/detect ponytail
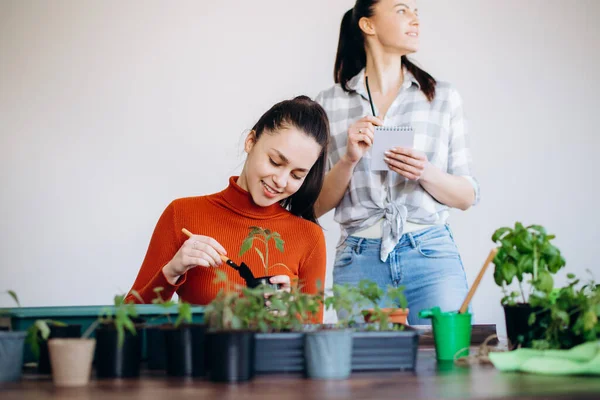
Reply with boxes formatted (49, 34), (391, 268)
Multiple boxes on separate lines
(334, 9), (366, 92)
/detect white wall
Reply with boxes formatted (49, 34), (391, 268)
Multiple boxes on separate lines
(1, 1), (599, 337)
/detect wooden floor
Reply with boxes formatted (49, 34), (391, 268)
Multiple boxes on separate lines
(1, 349), (599, 399)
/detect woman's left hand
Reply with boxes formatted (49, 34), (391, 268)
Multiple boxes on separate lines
(269, 275), (291, 292)
(384, 147), (431, 181)
(265, 275), (292, 311)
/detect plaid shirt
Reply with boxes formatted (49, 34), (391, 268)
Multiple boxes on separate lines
(315, 68), (480, 262)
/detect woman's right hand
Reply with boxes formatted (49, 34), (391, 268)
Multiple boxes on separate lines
(162, 235), (227, 283)
(344, 115), (383, 164)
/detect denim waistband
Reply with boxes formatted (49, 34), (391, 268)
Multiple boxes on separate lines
(344, 224), (451, 252)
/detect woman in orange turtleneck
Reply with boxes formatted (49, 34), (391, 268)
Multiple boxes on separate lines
(126, 96), (329, 321)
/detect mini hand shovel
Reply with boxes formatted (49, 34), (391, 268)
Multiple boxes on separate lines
(182, 228), (280, 289)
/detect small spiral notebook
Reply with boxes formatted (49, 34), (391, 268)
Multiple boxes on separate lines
(370, 125), (415, 171)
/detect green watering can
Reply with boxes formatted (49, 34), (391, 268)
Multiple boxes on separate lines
(419, 307), (472, 361)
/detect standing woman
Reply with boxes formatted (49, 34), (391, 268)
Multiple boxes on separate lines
(315, 0), (480, 324)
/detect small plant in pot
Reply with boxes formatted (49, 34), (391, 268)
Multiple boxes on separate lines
(151, 287), (206, 377)
(203, 269), (267, 382)
(46, 319), (99, 387)
(26, 318), (82, 375)
(346, 281), (421, 372)
(253, 280), (321, 374)
(529, 271), (599, 350)
(0, 290), (28, 382)
(94, 293), (142, 378)
(491, 222), (566, 349)
(304, 283), (368, 380)
(239, 226), (291, 289)
(359, 280), (409, 327)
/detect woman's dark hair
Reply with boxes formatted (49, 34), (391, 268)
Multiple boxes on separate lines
(334, 0), (436, 101)
(251, 95), (330, 224)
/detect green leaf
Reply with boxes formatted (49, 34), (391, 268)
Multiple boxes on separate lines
(583, 310), (597, 331)
(491, 227), (511, 243)
(518, 254), (534, 274)
(239, 237), (254, 257)
(567, 273), (576, 280)
(555, 310), (569, 325)
(174, 302), (192, 327)
(527, 225), (547, 235)
(36, 320), (51, 341)
(528, 312), (536, 326)
(515, 231), (534, 252)
(536, 270), (554, 293)
(504, 245), (519, 261)
(493, 265), (504, 286)
(502, 262), (518, 284)
(214, 269), (228, 283)
(541, 244), (559, 258)
(493, 248), (507, 266)
(122, 317), (136, 335)
(247, 226), (263, 237)
(274, 237), (284, 253)
(7, 290), (20, 307)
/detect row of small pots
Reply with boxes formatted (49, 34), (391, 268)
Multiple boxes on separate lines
(0, 319), (419, 386)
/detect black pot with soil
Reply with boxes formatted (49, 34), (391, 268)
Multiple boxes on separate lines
(163, 323), (207, 377)
(145, 325), (166, 370)
(205, 331), (255, 383)
(503, 303), (546, 348)
(94, 323), (142, 378)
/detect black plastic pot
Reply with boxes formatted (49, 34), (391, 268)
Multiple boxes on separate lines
(503, 303), (546, 349)
(38, 324), (81, 374)
(94, 324), (142, 378)
(164, 324), (207, 377)
(254, 332), (304, 374)
(206, 331), (255, 383)
(248, 275), (281, 290)
(145, 326), (166, 370)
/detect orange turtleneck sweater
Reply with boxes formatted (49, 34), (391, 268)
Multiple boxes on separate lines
(126, 176), (326, 322)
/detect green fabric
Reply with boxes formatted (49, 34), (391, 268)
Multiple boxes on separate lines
(489, 341), (600, 375)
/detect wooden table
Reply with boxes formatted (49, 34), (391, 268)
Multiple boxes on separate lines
(1, 348), (599, 400)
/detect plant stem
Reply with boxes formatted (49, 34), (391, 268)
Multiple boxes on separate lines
(264, 233), (269, 276)
(533, 243), (538, 282)
(82, 319), (101, 339)
(269, 263), (293, 274)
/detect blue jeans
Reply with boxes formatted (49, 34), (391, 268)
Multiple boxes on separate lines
(333, 224), (469, 325)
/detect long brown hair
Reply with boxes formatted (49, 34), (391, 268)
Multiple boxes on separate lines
(334, 1), (436, 101)
(251, 96), (330, 224)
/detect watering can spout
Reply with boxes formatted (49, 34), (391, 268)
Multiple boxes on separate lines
(418, 307), (441, 320)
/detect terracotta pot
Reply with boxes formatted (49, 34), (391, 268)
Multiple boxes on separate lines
(364, 308), (410, 325)
(48, 338), (95, 387)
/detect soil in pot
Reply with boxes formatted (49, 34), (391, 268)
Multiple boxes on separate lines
(363, 308), (410, 325)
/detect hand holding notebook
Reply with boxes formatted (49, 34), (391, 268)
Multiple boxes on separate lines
(370, 125), (415, 171)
